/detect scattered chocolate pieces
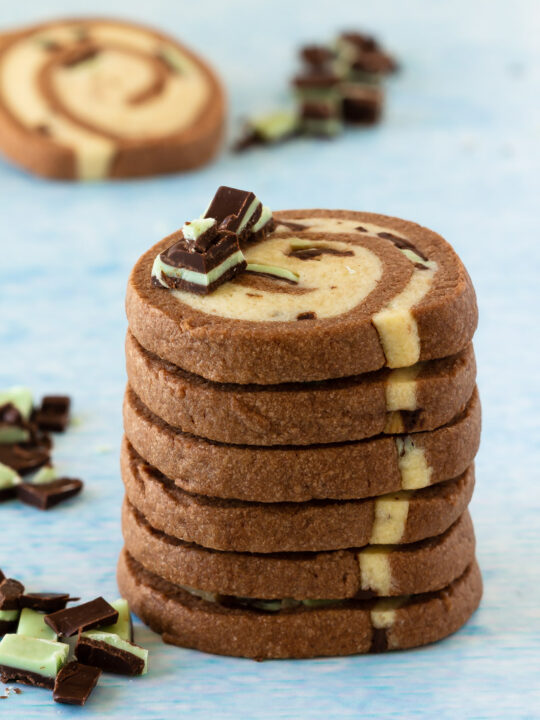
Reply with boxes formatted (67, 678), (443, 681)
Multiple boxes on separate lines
(235, 29), (398, 149)
(53, 662), (101, 706)
(17, 477), (83, 510)
(152, 187), (275, 296)
(33, 396), (71, 433)
(0, 388), (81, 509)
(20, 593), (76, 614)
(76, 632), (148, 676)
(45, 597), (118, 639)
(0, 568), (145, 707)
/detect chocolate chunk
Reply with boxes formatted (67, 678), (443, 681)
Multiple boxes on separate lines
(0, 665), (56, 690)
(63, 44), (99, 67)
(204, 186), (262, 237)
(339, 31), (379, 53)
(300, 102), (337, 121)
(0, 570), (4, 583)
(300, 45), (335, 67)
(35, 124), (51, 135)
(400, 409), (424, 431)
(277, 220), (309, 232)
(153, 231), (246, 296)
(182, 218), (218, 253)
(377, 232), (429, 262)
(17, 477), (83, 510)
(33, 396), (71, 433)
(0, 580), (24, 611)
(0, 435), (52, 475)
(20, 593), (77, 613)
(342, 85), (382, 124)
(289, 246), (353, 260)
(45, 597), (118, 638)
(76, 634), (147, 676)
(53, 661), (101, 706)
(297, 312), (317, 320)
(355, 225), (368, 232)
(292, 71), (341, 90)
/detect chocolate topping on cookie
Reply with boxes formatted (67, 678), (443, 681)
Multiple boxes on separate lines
(151, 187), (275, 294)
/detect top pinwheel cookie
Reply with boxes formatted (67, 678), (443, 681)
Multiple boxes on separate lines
(0, 18), (225, 179)
(127, 186), (478, 384)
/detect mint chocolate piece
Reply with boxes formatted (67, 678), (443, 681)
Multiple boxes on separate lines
(33, 396), (71, 433)
(53, 661), (101, 706)
(152, 230), (246, 295)
(182, 218), (217, 252)
(17, 477), (83, 510)
(0, 403), (30, 444)
(20, 592), (75, 613)
(76, 631), (148, 676)
(0, 634), (69, 689)
(0, 579), (24, 611)
(203, 186), (262, 238)
(45, 597), (118, 638)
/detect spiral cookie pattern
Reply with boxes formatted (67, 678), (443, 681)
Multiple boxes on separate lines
(0, 18), (224, 179)
(127, 210), (478, 383)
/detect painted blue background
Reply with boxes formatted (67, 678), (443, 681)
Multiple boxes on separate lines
(1, 0), (539, 717)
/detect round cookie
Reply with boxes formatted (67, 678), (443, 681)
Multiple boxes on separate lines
(121, 438), (475, 553)
(127, 211), (478, 384)
(123, 501), (476, 599)
(0, 18), (225, 180)
(126, 331), (476, 445)
(118, 550), (482, 659)
(123, 386), (481, 502)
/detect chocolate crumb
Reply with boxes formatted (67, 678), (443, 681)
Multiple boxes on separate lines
(35, 124), (51, 135)
(297, 312), (317, 320)
(355, 225), (368, 232)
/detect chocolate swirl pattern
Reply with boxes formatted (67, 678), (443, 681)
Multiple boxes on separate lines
(127, 210), (478, 383)
(0, 19), (224, 179)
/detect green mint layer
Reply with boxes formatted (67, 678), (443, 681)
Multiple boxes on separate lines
(251, 205), (273, 232)
(245, 263), (299, 283)
(0, 463), (21, 490)
(0, 387), (33, 420)
(81, 631), (148, 674)
(99, 598), (131, 641)
(153, 250), (246, 288)
(0, 634), (68, 678)
(30, 465), (58, 485)
(17, 608), (58, 642)
(0, 609), (20, 622)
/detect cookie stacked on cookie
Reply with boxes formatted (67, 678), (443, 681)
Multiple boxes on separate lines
(119, 187), (482, 659)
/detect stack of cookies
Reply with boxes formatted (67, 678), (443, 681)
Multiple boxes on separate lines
(119, 187), (482, 659)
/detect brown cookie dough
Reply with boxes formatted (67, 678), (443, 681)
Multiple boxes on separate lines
(0, 18), (225, 180)
(117, 550), (482, 659)
(126, 331), (476, 445)
(127, 210), (477, 384)
(123, 500), (475, 599)
(123, 386), (481, 502)
(121, 438), (475, 553)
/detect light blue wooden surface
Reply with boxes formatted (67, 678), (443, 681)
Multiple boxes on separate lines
(1, 0), (539, 717)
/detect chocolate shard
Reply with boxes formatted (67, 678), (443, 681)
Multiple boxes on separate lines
(203, 186), (262, 238)
(182, 218), (217, 253)
(153, 230), (247, 296)
(0, 579), (25, 611)
(17, 477), (83, 510)
(53, 661), (101, 706)
(44, 597), (118, 638)
(33, 396), (71, 433)
(76, 632), (147, 676)
(292, 70), (341, 90)
(20, 593), (77, 613)
(0, 428), (52, 476)
(300, 45), (335, 68)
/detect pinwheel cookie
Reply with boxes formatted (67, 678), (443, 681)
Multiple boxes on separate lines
(0, 18), (224, 179)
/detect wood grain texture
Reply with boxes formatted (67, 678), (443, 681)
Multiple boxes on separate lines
(1, 0), (538, 718)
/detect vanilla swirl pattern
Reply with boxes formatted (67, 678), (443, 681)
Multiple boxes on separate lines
(0, 19), (224, 179)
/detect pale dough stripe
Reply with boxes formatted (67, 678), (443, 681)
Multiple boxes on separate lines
(395, 437), (434, 490)
(358, 492), (411, 595)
